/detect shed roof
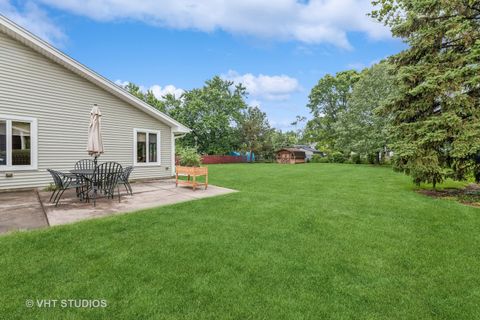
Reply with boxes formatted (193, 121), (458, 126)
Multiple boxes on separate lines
(293, 145), (322, 153)
(276, 148), (306, 153)
(0, 14), (190, 134)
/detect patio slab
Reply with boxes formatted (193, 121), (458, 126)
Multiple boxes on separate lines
(0, 179), (236, 234)
(39, 179), (237, 226)
(0, 190), (49, 234)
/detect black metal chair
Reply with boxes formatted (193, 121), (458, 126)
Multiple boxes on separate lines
(74, 159), (96, 171)
(47, 169), (87, 206)
(72, 159), (97, 196)
(119, 166), (134, 195)
(88, 162), (123, 206)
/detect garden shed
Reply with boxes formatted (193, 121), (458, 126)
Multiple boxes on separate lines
(276, 148), (306, 164)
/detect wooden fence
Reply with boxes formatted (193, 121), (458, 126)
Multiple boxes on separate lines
(176, 155), (247, 165)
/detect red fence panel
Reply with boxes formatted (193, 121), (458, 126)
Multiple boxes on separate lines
(176, 155), (247, 165)
(201, 155), (246, 164)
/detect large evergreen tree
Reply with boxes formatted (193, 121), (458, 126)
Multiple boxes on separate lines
(371, 0), (480, 187)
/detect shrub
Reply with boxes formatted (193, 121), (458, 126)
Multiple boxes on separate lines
(311, 154), (328, 163)
(382, 157), (392, 166)
(178, 147), (202, 167)
(329, 152), (347, 163)
(351, 153), (361, 164)
(367, 153), (378, 164)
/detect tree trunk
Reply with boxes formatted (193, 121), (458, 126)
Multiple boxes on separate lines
(473, 153), (480, 184)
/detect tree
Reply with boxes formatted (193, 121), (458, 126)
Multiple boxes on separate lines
(169, 76), (248, 154)
(237, 106), (273, 159)
(306, 70), (360, 150)
(270, 130), (299, 151)
(335, 62), (397, 163)
(122, 82), (168, 113)
(371, 0), (480, 187)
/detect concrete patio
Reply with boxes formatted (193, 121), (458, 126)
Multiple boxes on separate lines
(0, 179), (236, 235)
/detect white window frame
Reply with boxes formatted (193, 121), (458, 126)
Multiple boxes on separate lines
(133, 128), (161, 166)
(0, 115), (38, 171)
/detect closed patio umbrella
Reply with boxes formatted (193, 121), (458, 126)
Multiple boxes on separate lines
(87, 104), (104, 166)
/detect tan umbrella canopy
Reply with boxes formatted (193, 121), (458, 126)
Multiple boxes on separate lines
(86, 104), (104, 165)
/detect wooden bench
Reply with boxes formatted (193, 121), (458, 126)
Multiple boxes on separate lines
(175, 166), (208, 191)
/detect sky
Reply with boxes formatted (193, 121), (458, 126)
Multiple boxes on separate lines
(0, 0), (406, 131)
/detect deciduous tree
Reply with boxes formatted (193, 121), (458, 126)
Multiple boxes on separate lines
(335, 62), (396, 163)
(306, 70), (360, 150)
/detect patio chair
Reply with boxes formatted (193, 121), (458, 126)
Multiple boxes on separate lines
(74, 159), (96, 171)
(88, 162), (123, 206)
(119, 166), (134, 195)
(47, 169), (88, 207)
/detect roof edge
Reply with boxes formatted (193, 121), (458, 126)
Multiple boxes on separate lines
(0, 14), (191, 134)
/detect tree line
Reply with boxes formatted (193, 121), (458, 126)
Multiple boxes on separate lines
(120, 76), (301, 160)
(122, 0), (480, 188)
(305, 0), (480, 187)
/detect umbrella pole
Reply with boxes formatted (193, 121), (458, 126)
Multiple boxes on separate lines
(93, 154), (98, 207)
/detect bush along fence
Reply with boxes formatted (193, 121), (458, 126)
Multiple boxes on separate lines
(176, 155), (248, 165)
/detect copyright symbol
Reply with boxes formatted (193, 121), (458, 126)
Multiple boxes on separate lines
(25, 299), (34, 308)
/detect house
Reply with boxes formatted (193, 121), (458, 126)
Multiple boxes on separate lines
(293, 145), (324, 161)
(0, 15), (190, 190)
(275, 148), (306, 164)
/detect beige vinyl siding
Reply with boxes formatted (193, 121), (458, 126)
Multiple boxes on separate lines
(0, 31), (173, 190)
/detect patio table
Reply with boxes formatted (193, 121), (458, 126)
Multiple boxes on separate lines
(69, 169), (95, 177)
(69, 169), (95, 201)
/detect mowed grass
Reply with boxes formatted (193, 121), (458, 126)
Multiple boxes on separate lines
(1, 163), (479, 319)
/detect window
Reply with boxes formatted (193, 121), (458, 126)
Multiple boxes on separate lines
(134, 129), (160, 165)
(0, 121), (6, 166)
(137, 132), (146, 163)
(0, 115), (37, 170)
(149, 133), (157, 162)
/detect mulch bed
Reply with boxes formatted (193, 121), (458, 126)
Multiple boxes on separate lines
(417, 183), (480, 207)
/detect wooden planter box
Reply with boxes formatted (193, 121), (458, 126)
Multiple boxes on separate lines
(175, 166), (208, 191)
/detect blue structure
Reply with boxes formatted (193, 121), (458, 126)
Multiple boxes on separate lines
(228, 151), (255, 162)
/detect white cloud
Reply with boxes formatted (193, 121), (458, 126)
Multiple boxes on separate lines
(35, 0), (391, 49)
(115, 80), (184, 100)
(0, 0), (66, 45)
(149, 84), (184, 100)
(223, 70), (300, 101)
(249, 99), (262, 108)
(114, 79), (129, 87)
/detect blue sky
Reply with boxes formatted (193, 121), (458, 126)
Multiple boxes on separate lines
(1, 0), (405, 130)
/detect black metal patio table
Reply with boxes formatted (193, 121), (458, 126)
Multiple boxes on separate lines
(69, 169), (96, 201)
(69, 169), (95, 177)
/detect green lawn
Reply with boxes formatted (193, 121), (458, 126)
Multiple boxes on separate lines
(1, 164), (479, 319)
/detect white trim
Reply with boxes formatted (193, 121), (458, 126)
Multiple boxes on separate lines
(171, 130), (175, 174)
(0, 115), (38, 171)
(133, 128), (161, 167)
(0, 14), (190, 134)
